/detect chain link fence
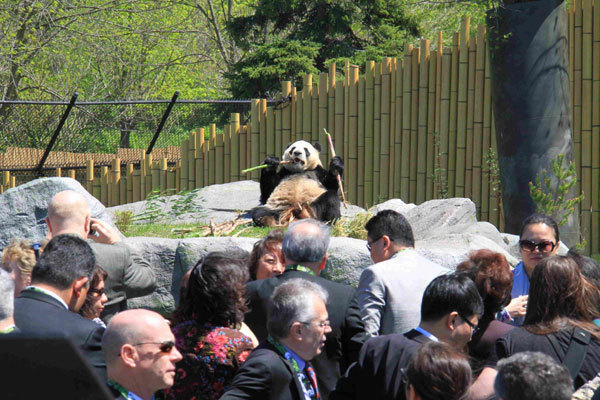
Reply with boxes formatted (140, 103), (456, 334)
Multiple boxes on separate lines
(0, 96), (270, 186)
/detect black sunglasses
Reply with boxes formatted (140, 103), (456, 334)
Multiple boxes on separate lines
(366, 236), (393, 251)
(519, 239), (556, 253)
(134, 340), (176, 354)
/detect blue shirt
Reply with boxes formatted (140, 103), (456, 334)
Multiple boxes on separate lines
(510, 261), (529, 326)
(282, 344), (315, 400)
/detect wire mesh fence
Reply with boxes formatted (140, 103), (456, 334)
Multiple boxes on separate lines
(0, 96), (267, 185)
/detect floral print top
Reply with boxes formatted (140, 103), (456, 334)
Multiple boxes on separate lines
(158, 320), (254, 400)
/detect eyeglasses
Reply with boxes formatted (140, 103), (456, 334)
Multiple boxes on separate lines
(366, 236), (394, 251)
(301, 320), (331, 329)
(88, 288), (105, 297)
(519, 239), (556, 253)
(134, 340), (176, 354)
(458, 313), (477, 332)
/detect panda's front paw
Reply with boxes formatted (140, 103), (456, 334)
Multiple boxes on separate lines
(264, 156), (280, 170)
(329, 156), (344, 176)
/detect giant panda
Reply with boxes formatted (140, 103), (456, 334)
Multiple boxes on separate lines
(251, 140), (344, 226)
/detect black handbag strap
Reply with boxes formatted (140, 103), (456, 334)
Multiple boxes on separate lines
(548, 327), (592, 382)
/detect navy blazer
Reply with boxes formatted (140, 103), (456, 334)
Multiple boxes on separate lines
(14, 288), (107, 381)
(221, 340), (306, 400)
(244, 269), (369, 399)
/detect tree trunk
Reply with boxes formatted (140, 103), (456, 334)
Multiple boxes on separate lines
(487, 0), (580, 246)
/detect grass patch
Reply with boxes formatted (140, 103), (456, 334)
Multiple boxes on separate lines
(593, 254), (600, 264)
(124, 223), (202, 238)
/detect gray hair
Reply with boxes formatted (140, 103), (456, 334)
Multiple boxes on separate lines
(494, 352), (572, 400)
(267, 278), (328, 340)
(0, 269), (14, 321)
(282, 219), (330, 263)
(102, 319), (143, 364)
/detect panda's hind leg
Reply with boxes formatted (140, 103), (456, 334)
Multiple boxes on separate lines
(250, 206), (281, 227)
(310, 190), (342, 223)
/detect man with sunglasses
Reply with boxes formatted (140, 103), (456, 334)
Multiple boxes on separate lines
(358, 210), (448, 336)
(102, 309), (182, 400)
(332, 273), (483, 400)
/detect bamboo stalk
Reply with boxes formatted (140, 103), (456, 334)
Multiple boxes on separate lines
(374, 62), (382, 202)
(231, 115), (240, 181)
(303, 74), (313, 142)
(380, 57), (392, 201)
(216, 132), (225, 184)
(401, 45), (413, 202)
(364, 61), (375, 206)
(426, 50), (437, 200)
(582, 0), (592, 252)
(181, 139), (189, 191)
(282, 81), (292, 154)
(358, 75), (366, 206)
(409, 47), (419, 203)
(465, 32), (476, 199)
(473, 25), (486, 220)
(224, 125), (231, 183)
(448, 32), (459, 197)
(349, 65), (359, 204)
(324, 129), (347, 207)
(592, 0), (600, 253)
(319, 73), (329, 163)
(417, 40), (429, 204)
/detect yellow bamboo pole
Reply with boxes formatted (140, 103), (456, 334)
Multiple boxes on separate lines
(344, 61), (350, 167)
(167, 167), (176, 193)
(417, 40), (430, 204)
(282, 81), (292, 150)
(465, 32), (476, 199)
(303, 74), (313, 143)
(55, 167), (61, 177)
(101, 166), (108, 205)
(328, 63), (336, 161)
(175, 160), (181, 193)
(434, 32), (443, 199)
(239, 116), (248, 179)
(490, 114), (500, 229)
(266, 106), (275, 156)
(409, 47), (419, 203)
(126, 163), (133, 203)
(358, 75), (366, 206)
(216, 132), (224, 184)
(473, 25), (486, 220)
(380, 58), (392, 201)
(574, 0), (583, 194)
(180, 139), (189, 191)
(312, 82), (319, 146)
(151, 160), (159, 193)
(456, 16), (470, 198)
(296, 90), (304, 145)
(335, 77), (345, 163)
(349, 65), (359, 204)
(439, 48), (451, 200)
(394, 58), (403, 199)
(188, 132), (196, 189)
(448, 32), (460, 197)
(291, 86), (297, 142)
(426, 50), (437, 200)
(231, 116), (240, 181)
(260, 99), (267, 162)
(319, 73), (329, 164)
(570, 1), (575, 113)
(251, 99), (261, 181)
(389, 58), (397, 198)
(374, 62), (382, 202)
(582, 0), (592, 252)
(196, 128), (205, 188)
(365, 61), (375, 206)
(133, 169), (141, 203)
(275, 96), (282, 157)
(209, 124), (217, 185)
(67, 169), (75, 179)
(592, 0), (600, 253)
(160, 158), (168, 194)
(401, 45), (413, 202)
(202, 139), (209, 188)
(224, 125), (231, 183)
(86, 159), (94, 194)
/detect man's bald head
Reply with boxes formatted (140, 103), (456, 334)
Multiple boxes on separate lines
(46, 190), (91, 237)
(102, 309), (170, 365)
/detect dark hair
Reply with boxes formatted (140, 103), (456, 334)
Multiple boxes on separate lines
(519, 213), (560, 243)
(365, 210), (415, 248)
(31, 234), (95, 290)
(406, 342), (472, 400)
(174, 252), (249, 327)
(421, 273), (483, 322)
(79, 267), (108, 320)
(524, 256), (600, 340)
(494, 352), (572, 400)
(567, 249), (600, 290)
(456, 250), (513, 316)
(248, 229), (284, 280)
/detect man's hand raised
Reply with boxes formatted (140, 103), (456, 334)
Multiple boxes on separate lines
(89, 218), (121, 245)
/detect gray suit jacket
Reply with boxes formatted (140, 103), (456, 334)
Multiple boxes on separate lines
(357, 249), (449, 336)
(91, 241), (155, 321)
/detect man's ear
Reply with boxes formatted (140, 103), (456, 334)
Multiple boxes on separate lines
(84, 214), (91, 236)
(319, 253), (328, 271)
(45, 217), (53, 234)
(447, 311), (459, 332)
(121, 344), (137, 368)
(381, 235), (393, 251)
(73, 276), (89, 297)
(289, 322), (304, 341)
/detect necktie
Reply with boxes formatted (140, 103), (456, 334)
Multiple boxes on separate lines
(304, 363), (319, 399)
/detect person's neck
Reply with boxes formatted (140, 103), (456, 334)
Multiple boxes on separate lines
(0, 317), (15, 331)
(387, 245), (411, 259)
(49, 227), (86, 239)
(418, 320), (447, 342)
(30, 283), (72, 309)
(278, 337), (309, 362)
(109, 372), (152, 400)
(286, 260), (320, 276)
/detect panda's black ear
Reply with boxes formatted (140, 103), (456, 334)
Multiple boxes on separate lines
(285, 142), (292, 150)
(313, 142), (322, 152)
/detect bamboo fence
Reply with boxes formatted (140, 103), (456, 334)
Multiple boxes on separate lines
(1, 8), (599, 253)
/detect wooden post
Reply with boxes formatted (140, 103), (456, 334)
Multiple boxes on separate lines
(202, 139), (209, 188)
(224, 125), (231, 183)
(160, 158), (168, 194)
(144, 153), (153, 197)
(209, 124), (217, 185)
(266, 107), (275, 157)
(111, 158), (120, 206)
(86, 160), (94, 194)
(133, 169), (141, 202)
(100, 166), (109, 205)
(216, 132), (224, 184)
(126, 163), (134, 204)
(55, 167), (62, 177)
(196, 128), (204, 188)
(188, 131), (196, 189)
(260, 99), (268, 162)
(231, 116), (240, 181)
(180, 139), (189, 191)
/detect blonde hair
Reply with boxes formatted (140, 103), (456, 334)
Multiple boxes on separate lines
(1, 238), (46, 278)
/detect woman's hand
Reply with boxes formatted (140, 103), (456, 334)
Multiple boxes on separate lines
(505, 295), (528, 318)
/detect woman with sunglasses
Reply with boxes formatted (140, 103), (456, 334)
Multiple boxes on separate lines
(78, 267), (109, 327)
(504, 213), (560, 326)
(161, 252), (254, 400)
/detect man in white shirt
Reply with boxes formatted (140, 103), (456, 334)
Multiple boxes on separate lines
(358, 210), (449, 336)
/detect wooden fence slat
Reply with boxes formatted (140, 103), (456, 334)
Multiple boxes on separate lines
(231, 116), (240, 182)
(401, 46), (413, 202)
(409, 48), (420, 203)
(303, 74), (313, 143)
(592, 0), (600, 253)
(251, 99), (260, 182)
(365, 61), (375, 206)
(380, 58), (392, 202)
(465, 32), (476, 199)
(426, 50), (437, 200)
(349, 65), (359, 204)
(373, 62), (382, 203)
(394, 58), (403, 199)
(582, 0), (593, 250)
(456, 17), (470, 198)
(448, 32), (460, 198)
(417, 41), (429, 204)
(473, 26), (486, 220)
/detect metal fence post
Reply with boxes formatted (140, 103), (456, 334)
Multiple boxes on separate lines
(146, 91), (179, 154)
(36, 93), (78, 177)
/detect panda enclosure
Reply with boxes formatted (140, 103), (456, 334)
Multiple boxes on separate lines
(2, 10), (599, 255)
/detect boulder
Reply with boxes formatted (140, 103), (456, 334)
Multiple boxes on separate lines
(0, 177), (117, 248)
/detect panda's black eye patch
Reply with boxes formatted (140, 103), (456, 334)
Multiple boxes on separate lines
(304, 148), (310, 157)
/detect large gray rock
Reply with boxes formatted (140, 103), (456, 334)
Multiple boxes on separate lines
(405, 198), (477, 240)
(0, 177), (117, 248)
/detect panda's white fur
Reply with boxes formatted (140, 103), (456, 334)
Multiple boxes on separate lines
(281, 140), (322, 173)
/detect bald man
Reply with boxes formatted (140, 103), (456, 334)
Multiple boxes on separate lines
(102, 309), (182, 400)
(46, 190), (155, 322)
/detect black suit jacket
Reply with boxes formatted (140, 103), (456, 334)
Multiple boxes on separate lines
(331, 329), (431, 400)
(220, 341), (305, 400)
(13, 288), (107, 381)
(244, 269), (368, 399)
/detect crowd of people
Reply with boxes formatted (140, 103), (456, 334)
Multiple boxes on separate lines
(1, 189), (600, 400)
